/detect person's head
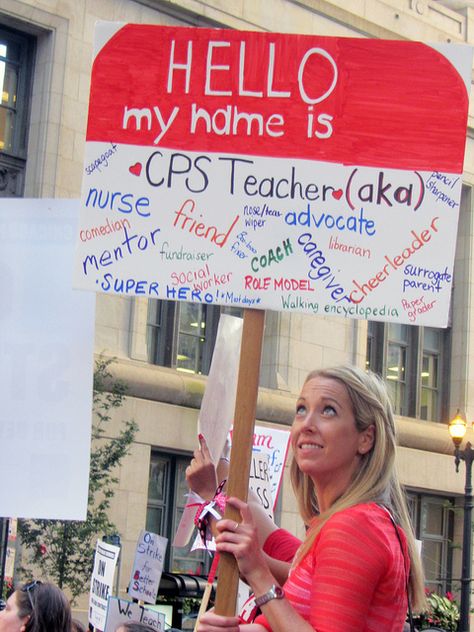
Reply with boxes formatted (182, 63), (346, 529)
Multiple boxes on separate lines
(0, 580), (72, 632)
(115, 623), (156, 632)
(71, 620), (86, 632)
(290, 365), (395, 520)
(290, 365), (426, 611)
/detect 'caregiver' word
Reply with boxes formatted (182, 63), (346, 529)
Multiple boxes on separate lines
(297, 232), (350, 303)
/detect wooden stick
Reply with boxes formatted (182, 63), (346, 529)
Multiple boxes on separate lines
(214, 308), (265, 616)
(194, 553), (220, 631)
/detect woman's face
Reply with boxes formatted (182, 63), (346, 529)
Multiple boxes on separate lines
(0, 593), (29, 632)
(291, 376), (374, 487)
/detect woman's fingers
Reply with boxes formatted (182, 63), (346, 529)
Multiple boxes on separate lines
(197, 611), (240, 631)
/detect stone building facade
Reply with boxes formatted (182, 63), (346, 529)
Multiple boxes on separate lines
(2, 0), (474, 622)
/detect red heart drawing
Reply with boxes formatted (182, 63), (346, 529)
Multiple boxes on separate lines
(332, 189), (343, 200)
(134, 570), (140, 580)
(129, 162), (142, 176)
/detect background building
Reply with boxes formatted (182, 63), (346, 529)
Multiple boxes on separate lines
(1, 0), (474, 622)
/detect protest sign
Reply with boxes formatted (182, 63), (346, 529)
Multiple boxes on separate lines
(89, 539), (121, 630)
(246, 426), (290, 518)
(249, 452), (273, 518)
(0, 198), (95, 520)
(74, 24), (471, 327)
(128, 529), (167, 604)
(104, 597), (165, 632)
(4, 519), (17, 588)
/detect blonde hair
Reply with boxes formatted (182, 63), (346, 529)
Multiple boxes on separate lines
(290, 365), (426, 612)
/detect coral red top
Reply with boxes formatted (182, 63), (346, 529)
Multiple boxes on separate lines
(255, 503), (409, 632)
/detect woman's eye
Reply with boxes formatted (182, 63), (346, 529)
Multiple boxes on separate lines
(322, 405), (336, 416)
(296, 404), (306, 416)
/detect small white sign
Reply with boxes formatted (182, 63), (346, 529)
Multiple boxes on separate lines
(89, 540), (121, 630)
(104, 597), (165, 632)
(128, 529), (167, 604)
(249, 452), (273, 519)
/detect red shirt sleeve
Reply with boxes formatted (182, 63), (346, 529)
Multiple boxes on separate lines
(263, 528), (302, 563)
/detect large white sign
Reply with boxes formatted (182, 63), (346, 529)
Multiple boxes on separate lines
(74, 24), (472, 327)
(89, 540), (121, 630)
(104, 597), (165, 632)
(0, 198), (95, 519)
(128, 530), (167, 604)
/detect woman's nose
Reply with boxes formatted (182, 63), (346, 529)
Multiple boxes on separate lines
(301, 411), (317, 429)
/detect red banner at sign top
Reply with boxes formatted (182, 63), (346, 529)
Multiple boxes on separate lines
(87, 25), (469, 174)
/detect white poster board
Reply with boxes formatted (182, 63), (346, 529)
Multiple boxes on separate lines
(104, 597), (165, 632)
(0, 198), (95, 519)
(249, 452), (273, 519)
(232, 424), (291, 512)
(89, 539), (121, 630)
(128, 529), (167, 604)
(74, 24), (472, 327)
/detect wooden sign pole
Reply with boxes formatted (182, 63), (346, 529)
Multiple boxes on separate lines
(214, 308), (265, 616)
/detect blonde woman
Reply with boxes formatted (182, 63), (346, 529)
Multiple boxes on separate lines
(197, 365), (425, 632)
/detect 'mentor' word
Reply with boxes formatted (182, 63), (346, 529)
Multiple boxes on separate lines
(82, 226), (161, 275)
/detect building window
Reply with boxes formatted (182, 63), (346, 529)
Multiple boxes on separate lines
(0, 25), (34, 197)
(146, 451), (210, 575)
(366, 322), (449, 421)
(407, 492), (454, 594)
(146, 299), (242, 375)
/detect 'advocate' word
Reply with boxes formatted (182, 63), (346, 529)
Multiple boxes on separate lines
(285, 203), (375, 235)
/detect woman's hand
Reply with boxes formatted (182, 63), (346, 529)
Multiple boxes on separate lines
(186, 434), (218, 501)
(197, 611), (240, 631)
(215, 497), (273, 586)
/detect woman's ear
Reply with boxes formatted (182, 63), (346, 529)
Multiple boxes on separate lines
(358, 424), (375, 455)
